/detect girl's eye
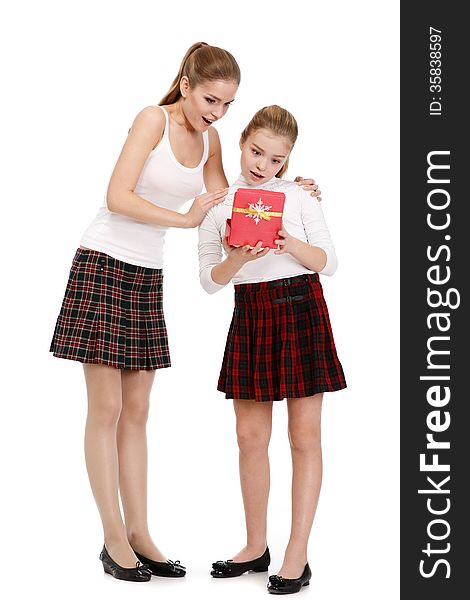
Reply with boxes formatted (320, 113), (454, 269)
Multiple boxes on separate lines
(252, 149), (261, 156)
(272, 159), (281, 164)
(205, 97), (216, 104)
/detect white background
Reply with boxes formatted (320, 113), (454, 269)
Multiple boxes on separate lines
(1, 1), (399, 598)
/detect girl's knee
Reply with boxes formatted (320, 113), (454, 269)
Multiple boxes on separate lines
(87, 397), (122, 427)
(288, 424), (321, 453)
(120, 394), (150, 425)
(234, 399), (273, 453)
(236, 425), (271, 453)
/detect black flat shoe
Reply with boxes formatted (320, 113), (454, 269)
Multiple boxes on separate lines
(267, 563), (311, 594)
(132, 549), (186, 577)
(211, 547), (270, 578)
(99, 545), (152, 582)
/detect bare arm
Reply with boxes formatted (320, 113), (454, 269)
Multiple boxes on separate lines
(106, 107), (226, 228)
(203, 127), (229, 192)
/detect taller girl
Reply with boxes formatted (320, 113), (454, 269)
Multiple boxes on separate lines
(50, 42), (240, 582)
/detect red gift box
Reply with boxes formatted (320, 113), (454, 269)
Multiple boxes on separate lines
(226, 188), (286, 249)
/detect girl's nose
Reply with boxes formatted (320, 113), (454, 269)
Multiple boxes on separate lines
(211, 106), (224, 120)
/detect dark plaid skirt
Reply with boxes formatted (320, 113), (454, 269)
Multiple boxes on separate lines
(50, 248), (171, 370)
(217, 273), (346, 402)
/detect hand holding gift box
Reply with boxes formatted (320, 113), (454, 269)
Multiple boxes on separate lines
(225, 188), (286, 249)
(222, 237), (270, 267)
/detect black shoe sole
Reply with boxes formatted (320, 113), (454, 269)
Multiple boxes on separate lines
(267, 581), (310, 594)
(102, 563), (151, 582)
(211, 566), (269, 578)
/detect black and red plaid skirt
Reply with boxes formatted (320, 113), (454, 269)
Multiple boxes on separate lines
(217, 273), (346, 402)
(49, 248), (171, 370)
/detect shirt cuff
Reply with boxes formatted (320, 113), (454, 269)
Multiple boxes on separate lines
(200, 266), (227, 294)
(318, 248), (338, 276)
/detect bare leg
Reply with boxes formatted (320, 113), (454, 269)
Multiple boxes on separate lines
(277, 393), (323, 578)
(230, 399), (273, 562)
(117, 368), (166, 562)
(83, 364), (139, 567)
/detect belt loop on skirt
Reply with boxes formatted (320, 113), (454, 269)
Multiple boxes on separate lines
(267, 273), (315, 288)
(234, 273), (318, 301)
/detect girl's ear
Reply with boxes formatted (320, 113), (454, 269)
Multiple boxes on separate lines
(180, 76), (190, 99)
(239, 136), (245, 150)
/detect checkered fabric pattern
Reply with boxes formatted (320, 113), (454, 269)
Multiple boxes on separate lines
(217, 273), (346, 402)
(50, 248), (171, 370)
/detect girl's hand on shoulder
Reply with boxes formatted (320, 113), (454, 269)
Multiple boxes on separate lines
(185, 188), (229, 228)
(223, 237), (270, 267)
(274, 226), (298, 255)
(295, 175), (322, 201)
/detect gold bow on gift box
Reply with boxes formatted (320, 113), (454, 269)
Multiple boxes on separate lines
(232, 200), (282, 225)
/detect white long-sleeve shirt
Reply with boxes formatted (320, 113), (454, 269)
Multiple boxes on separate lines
(198, 174), (338, 294)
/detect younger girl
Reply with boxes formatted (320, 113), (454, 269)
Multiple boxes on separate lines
(198, 106), (346, 595)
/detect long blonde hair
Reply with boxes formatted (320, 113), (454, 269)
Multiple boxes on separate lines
(159, 42), (241, 105)
(240, 105), (298, 178)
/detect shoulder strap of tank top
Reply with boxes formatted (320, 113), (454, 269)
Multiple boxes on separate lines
(156, 105), (170, 141)
(202, 129), (210, 164)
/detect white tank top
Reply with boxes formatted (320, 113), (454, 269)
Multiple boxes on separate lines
(80, 106), (209, 269)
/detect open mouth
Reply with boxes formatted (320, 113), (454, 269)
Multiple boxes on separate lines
(250, 170), (264, 180)
(202, 116), (214, 126)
